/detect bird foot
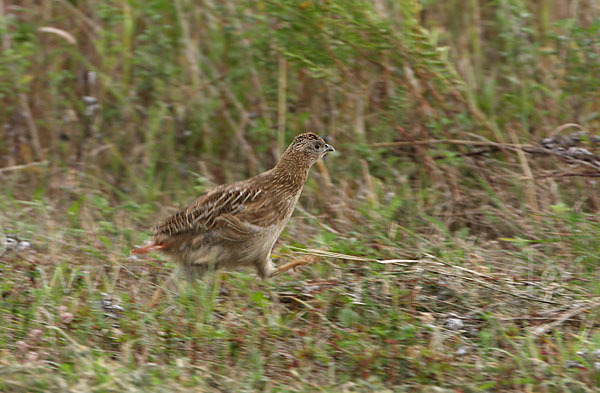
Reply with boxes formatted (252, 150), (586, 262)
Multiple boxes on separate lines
(269, 256), (318, 278)
(146, 286), (164, 309)
(145, 274), (180, 309)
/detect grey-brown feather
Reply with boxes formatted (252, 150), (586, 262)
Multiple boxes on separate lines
(149, 132), (332, 280)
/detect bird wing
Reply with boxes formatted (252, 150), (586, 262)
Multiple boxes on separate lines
(152, 183), (267, 240)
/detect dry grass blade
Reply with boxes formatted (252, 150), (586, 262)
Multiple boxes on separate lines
(37, 27), (77, 44)
(288, 246), (419, 264)
(532, 301), (600, 336)
(0, 161), (47, 173)
(288, 248), (570, 306)
(277, 53), (287, 156)
(549, 123), (589, 138)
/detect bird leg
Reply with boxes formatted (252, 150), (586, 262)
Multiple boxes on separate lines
(146, 287), (164, 309)
(269, 256), (318, 278)
(145, 272), (180, 309)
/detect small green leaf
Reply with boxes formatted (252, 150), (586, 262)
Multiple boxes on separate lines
(338, 307), (360, 327)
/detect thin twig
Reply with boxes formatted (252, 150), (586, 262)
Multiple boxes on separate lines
(373, 139), (524, 148)
(539, 171), (600, 178)
(375, 138), (600, 172)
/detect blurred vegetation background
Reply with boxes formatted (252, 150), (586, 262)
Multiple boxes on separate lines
(1, 0), (600, 391)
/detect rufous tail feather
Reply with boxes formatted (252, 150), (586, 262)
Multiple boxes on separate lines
(131, 243), (168, 255)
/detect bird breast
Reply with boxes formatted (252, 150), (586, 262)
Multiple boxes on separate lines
(242, 192), (301, 262)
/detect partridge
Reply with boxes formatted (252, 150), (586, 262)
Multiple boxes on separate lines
(132, 132), (334, 280)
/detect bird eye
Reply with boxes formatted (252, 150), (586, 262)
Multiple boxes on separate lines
(314, 142), (321, 150)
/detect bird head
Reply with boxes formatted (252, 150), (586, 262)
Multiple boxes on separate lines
(287, 132), (335, 164)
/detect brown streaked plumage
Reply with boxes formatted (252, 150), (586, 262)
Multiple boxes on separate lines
(132, 132), (334, 281)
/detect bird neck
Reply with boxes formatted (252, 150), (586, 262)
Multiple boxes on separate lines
(272, 151), (313, 192)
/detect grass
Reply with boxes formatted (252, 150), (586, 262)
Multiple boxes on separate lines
(2, 187), (600, 392)
(1, 0), (600, 391)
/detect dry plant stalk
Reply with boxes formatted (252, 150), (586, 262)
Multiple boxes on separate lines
(277, 54), (287, 156)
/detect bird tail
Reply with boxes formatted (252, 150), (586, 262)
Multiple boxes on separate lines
(131, 243), (169, 255)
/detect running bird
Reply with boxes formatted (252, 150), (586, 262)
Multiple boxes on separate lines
(132, 132), (334, 280)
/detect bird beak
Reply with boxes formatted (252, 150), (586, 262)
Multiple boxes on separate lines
(325, 144), (335, 152)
